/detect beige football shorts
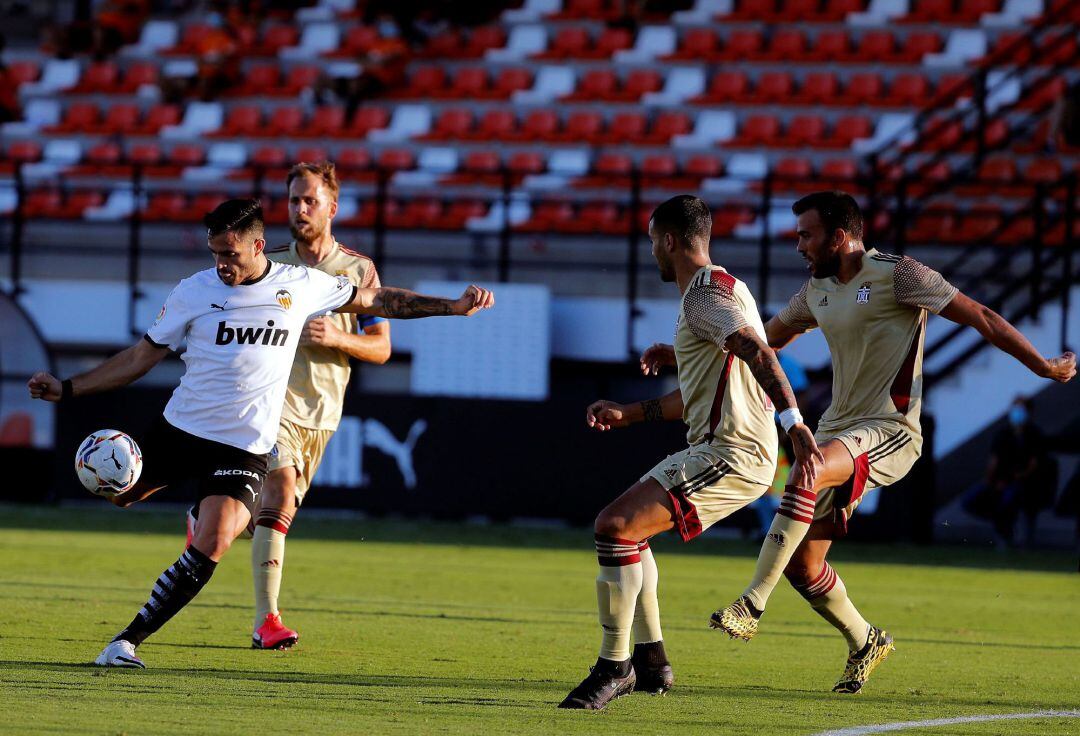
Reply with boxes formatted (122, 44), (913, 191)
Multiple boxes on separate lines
(813, 419), (923, 534)
(644, 443), (768, 542)
(268, 418), (335, 505)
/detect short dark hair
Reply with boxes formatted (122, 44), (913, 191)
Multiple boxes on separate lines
(650, 195), (712, 246)
(204, 198), (265, 240)
(792, 191), (864, 241)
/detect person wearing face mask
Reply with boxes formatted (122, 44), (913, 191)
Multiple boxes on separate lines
(962, 397), (1056, 547)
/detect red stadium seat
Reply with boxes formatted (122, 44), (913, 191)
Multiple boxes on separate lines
(278, 66), (321, 97)
(588, 27), (633, 58)
(851, 31), (895, 62)
(559, 110), (605, 144)
(263, 106), (304, 137)
(406, 66), (447, 98)
(899, 32), (942, 63)
(133, 104), (180, 135)
(448, 151), (500, 185)
(88, 103), (139, 136)
(212, 105), (263, 137)
(295, 146), (328, 163)
(1050, 0), (1080, 22)
(957, 208), (1004, 242)
(957, 0), (999, 22)
(249, 145), (288, 175)
(727, 0), (777, 20)
(117, 62), (158, 93)
(336, 148), (373, 179)
(72, 61), (119, 94)
(516, 109), (560, 141)
(764, 30), (806, 61)
(784, 115), (826, 147)
(641, 154), (678, 184)
(169, 143), (205, 168)
(507, 151), (545, 175)
(822, 0), (865, 20)
(72, 141), (124, 176)
(7, 60), (39, 87)
(644, 112), (691, 145)
(344, 107), (389, 137)
(251, 25), (298, 56)
(959, 156), (1017, 196)
(577, 153), (633, 188)
(238, 64), (280, 96)
(908, 209), (958, 244)
(694, 71), (749, 104)
(377, 148), (415, 171)
(809, 30), (850, 61)
(23, 189), (63, 219)
(420, 108), (474, 141)
(903, 0), (958, 23)
(820, 158), (858, 185)
(666, 28), (720, 61)
(1024, 158), (1062, 184)
(129, 143), (163, 168)
(487, 68), (532, 99)
(887, 74), (931, 107)
(729, 115), (781, 147)
(45, 102), (100, 134)
(823, 115), (872, 148)
(537, 26), (590, 59)
(468, 109), (516, 141)
(334, 25), (380, 58)
(618, 70), (663, 102)
(302, 106), (346, 138)
(421, 30), (463, 58)
(441, 200), (488, 229)
(752, 72), (793, 104)
(683, 155), (723, 180)
(841, 73), (884, 105)
(567, 69), (618, 101)
(163, 22), (214, 55)
(794, 73), (839, 104)
(776, 0), (822, 20)
(462, 26), (506, 58)
(7, 140), (42, 164)
(446, 67), (489, 99)
(606, 111), (647, 143)
(61, 190), (104, 219)
(145, 192), (189, 222)
(517, 201), (575, 233)
(1039, 31), (1079, 66)
(720, 29), (764, 60)
(774, 157), (814, 188)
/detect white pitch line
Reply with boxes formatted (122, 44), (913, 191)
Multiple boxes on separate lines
(813, 710), (1080, 736)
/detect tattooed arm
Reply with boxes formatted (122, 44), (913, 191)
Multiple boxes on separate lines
(585, 389), (683, 432)
(337, 284), (495, 318)
(725, 326), (824, 484)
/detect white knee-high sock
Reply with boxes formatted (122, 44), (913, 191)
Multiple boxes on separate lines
(252, 507), (293, 630)
(595, 534), (644, 662)
(632, 540), (663, 644)
(742, 485), (817, 611)
(792, 561), (870, 651)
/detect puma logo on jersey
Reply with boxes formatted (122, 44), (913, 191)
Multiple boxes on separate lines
(210, 300), (228, 311)
(818, 296), (829, 307)
(215, 320), (290, 346)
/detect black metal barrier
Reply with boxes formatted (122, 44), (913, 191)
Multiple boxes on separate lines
(44, 383), (934, 542)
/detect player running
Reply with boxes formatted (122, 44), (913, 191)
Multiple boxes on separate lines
(559, 195), (823, 711)
(710, 191), (1076, 693)
(245, 161), (390, 650)
(28, 198), (494, 669)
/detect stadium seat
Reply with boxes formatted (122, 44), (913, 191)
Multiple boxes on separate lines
(764, 30), (806, 61)
(406, 66), (447, 98)
(7, 60), (40, 88)
(414, 147), (459, 177)
(162, 22), (214, 55)
(728, 115), (781, 147)
(86, 103), (139, 136)
(44, 103), (100, 134)
(822, 0), (865, 20)
(302, 106), (346, 138)
(23, 188), (63, 219)
(793, 72), (839, 104)
(614, 70), (662, 102)
(577, 153), (633, 188)
(898, 31), (942, 62)
(421, 108), (474, 141)
(280, 22), (340, 60)
(144, 192), (189, 222)
(336, 147), (373, 179)
(368, 104), (430, 141)
(161, 101), (223, 139)
(487, 68), (533, 99)
(641, 154), (679, 187)
(957, 0), (999, 22)
(515, 66), (576, 104)
(468, 109), (516, 141)
(517, 201), (575, 232)
(462, 25), (507, 58)
(1023, 159), (1062, 185)
(447, 151), (501, 185)
(6, 140), (42, 165)
(673, 110), (736, 147)
(643, 112), (691, 145)
(851, 31), (895, 62)
(263, 106), (304, 137)
(295, 146), (328, 164)
(246, 145), (289, 179)
(903, 0), (959, 23)
(238, 64), (281, 96)
(71, 61), (119, 94)
(565, 69), (617, 101)
(250, 25), (299, 56)
(536, 26), (590, 59)
(441, 200), (488, 229)
(820, 158), (858, 186)
(840, 73), (885, 106)
(170, 143), (206, 168)
(822, 115), (873, 148)
(343, 107), (390, 138)
(116, 62), (158, 93)
(887, 74), (932, 107)
(515, 109), (560, 141)
(665, 28), (721, 61)
(332, 25), (380, 58)
(21, 59), (79, 95)
(809, 30), (850, 61)
(72, 141), (124, 176)
(683, 155), (723, 181)
(122, 19), (178, 57)
(558, 110), (605, 144)
(1038, 31), (1079, 66)
(911, 118), (963, 150)
(277, 66), (321, 97)
(588, 27), (633, 58)
(129, 142), (163, 169)
(726, 0), (777, 20)
(751, 72), (793, 104)
(212, 105), (263, 137)
(377, 148), (416, 172)
(924, 29), (988, 66)
(773, 157), (814, 190)
(693, 71), (749, 104)
(719, 29), (764, 60)
(783, 115), (826, 147)
(614, 26), (677, 63)
(445, 67), (489, 99)
(486, 24), (548, 62)
(507, 151), (546, 176)
(643, 68), (705, 106)
(606, 111), (648, 143)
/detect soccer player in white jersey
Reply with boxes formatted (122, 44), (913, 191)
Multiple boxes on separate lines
(558, 195), (823, 711)
(27, 198), (494, 669)
(711, 191), (1075, 693)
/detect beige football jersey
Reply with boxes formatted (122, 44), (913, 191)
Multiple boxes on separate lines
(675, 265), (778, 486)
(267, 241), (382, 431)
(777, 249), (958, 438)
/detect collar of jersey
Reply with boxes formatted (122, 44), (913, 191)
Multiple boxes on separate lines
(240, 260), (273, 286)
(819, 247), (876, 288)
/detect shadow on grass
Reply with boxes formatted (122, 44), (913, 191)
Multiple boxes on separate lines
(1, 503), (1074, 574)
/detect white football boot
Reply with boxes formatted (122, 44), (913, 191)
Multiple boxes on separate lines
(94, 639), (146, 668)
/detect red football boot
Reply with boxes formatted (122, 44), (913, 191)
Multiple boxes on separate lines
(252, 612), (299, 650)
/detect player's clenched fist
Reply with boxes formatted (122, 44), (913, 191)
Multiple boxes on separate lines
(586, 400), (630, 431)
(28, 371), (62, 402)
(454, 285), (495, 316)
(301, 316), (342, 348)
(640, 343), (676, 376)
(1042, 351), (1076, 383)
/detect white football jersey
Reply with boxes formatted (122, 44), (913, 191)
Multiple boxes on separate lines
(146, 261), (356, 453)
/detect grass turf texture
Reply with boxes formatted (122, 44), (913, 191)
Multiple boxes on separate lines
(1, 504), (1077, 736)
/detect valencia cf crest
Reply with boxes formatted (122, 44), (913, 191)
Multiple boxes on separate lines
(856, 282), (872, 304)
(276, 289), (293, 310)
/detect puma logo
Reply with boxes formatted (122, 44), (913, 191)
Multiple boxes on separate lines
(363, 419), (427, 489)
(245, 484), (258, 503)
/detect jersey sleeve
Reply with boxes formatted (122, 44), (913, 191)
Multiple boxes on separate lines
(776, 282), (818, 332)
(682, 282), (750, 349)
(145, 283), (195, 351)
(894, 257), (958, 314)
(357, 261), (385, 330)
(304, 267), (356, 317)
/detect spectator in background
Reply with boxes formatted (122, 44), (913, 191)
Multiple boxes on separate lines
(962, 397), (1057, 547)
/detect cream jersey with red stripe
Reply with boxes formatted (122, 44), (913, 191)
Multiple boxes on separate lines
(776, 249), (958, 439)
(675, 265), (778, 486)
(267, 241), (383, 431)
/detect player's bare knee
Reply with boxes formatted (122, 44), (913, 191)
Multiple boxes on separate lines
(262, 469), (296, 510)
(594, 508), (631, 539)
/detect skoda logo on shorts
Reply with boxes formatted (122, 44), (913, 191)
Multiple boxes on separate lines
(276, 289), (293, 310)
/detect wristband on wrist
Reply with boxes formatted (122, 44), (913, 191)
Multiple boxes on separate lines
(61, 379), (73, 401)
(779, 407), (803, 433)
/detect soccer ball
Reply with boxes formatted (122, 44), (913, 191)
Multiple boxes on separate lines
(75, 430), (143, 497)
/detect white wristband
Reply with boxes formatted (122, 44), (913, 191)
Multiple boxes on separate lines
(779, 408), (803, 433)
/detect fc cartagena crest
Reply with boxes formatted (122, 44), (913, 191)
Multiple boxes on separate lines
(856, 282), (872, 304)
(276, 289), (293, 310)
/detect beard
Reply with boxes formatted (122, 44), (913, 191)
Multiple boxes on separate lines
(289, 218), (325, 243)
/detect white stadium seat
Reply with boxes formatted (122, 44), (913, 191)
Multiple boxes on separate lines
(848, 0), (909, 25)
(19, 59), (79, 96)
(982, 0), (1042, 25)
(160, 101), (224, 139)
(924, 29), (988, 67)
(613, 26), (677, 64)
(503, 0), (562, 23)
(643, 68), (706, 106)
(122, 20), (178, 57)
(513, 66), (575, 104)
(486, 25), (548, 62)
(673, 0), (734, 24)
(672, 110), (736, 148)
(279, 22), (339, 60)
(367, 104), (432, 142)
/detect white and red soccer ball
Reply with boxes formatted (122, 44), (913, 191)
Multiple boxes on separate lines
(75, 430), (143, 497)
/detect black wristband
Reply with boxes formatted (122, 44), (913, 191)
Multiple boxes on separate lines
(61, 379), (73, 401)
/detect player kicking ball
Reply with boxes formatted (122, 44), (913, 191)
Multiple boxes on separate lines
(28, 198), (494, 669)
(710, 191), (1075, 694)
(558, 195), (823, 710)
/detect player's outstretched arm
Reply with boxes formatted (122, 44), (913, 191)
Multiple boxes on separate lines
(939, 292), (1076, 383)
(764, 316), (807, 351)
(586, 389), (683, 431)
(725, 326), (825, 484)
(338, 284), (495, 318)
(28, 338), (169, 402)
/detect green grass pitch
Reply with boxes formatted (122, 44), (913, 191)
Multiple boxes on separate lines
(1, 503), (1077, 735)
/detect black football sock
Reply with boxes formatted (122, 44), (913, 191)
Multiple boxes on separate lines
(113, 546), (217, 647)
